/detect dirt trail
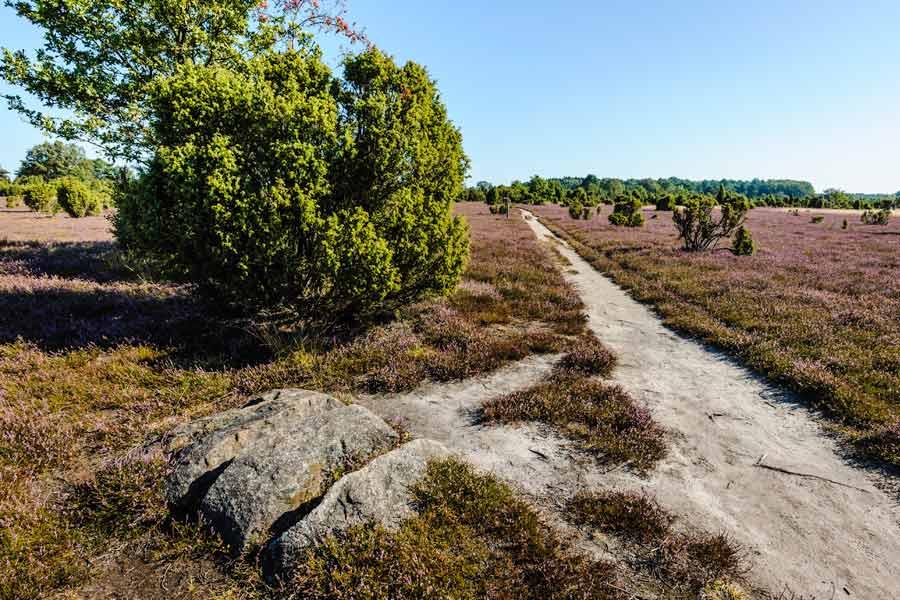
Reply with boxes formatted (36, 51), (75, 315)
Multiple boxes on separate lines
(359, 210), (900, 598)
(520, 209), (900, 598)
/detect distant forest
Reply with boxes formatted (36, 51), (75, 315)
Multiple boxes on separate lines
(460, 175), (900, 209)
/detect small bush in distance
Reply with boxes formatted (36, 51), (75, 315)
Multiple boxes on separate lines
(673, 187), (749, 251)
(861, 209), (891, 225)
(56, 177), (102, 217)
(580, 205), (591, 220)
(609, 195), (644, 227)
(22, 179), (60, 214)
(732, 226), (755, 256)
(810, 215), (824, 224)
(655, 194), (676, 211)
(568, 201), (584, 219)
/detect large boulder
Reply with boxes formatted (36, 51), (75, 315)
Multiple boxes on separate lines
(199, 404), (399, 551)
(266, 438), (450, 579)
(165, 389), (343, 509)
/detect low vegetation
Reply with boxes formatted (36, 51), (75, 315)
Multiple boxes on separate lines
(483, 372), (666, 472)
(289, 459), (624, 600)
(0, 203), (592, 599)
(532, 204), (900, 470)
(568, 490), (748, 597)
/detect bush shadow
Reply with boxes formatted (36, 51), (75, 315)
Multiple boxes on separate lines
(0, 240), (273, 369)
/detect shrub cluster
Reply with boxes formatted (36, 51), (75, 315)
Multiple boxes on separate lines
(861, 208), (891, 225)
(608, 196), (644, 227)
(115, 47), (469, 321)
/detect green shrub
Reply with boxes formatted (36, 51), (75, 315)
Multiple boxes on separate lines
(732, 226), (755, 256)
(580, 206), (591, 220)
(609, 195), (644, 227)
(674, 188), (749, 251)
(810, 215), (824, 224)
(655, 194), (676, 211)
(568, 201), (584, 219)
(842, 218), (848, 230)
(56, 177), (103, 217)
(115, 47), (469, 321)
(22, 179), (60, 214)
(861, 209), (891, 225)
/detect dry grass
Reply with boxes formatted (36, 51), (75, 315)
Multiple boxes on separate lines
(288, 459), (625, 600)
(0, 204), (593, 599)
(532, 204), (900, 470)
(568, 490), (748, 597)
(482, 373), (667, 472)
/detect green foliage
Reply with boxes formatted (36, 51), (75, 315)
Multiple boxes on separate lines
(22, 179), (60, 214)
(673, 188), (749, 251)
(16, 142), (88, 180)
(291, 459), (620, 599)
(609, 195), (644, 227)
(568, 201), (584, 219)
(656, 193), (676, 211)
(861, 208), (891, 225)
(116, 46), (468, 321)
(731, 226), (755, 256)
(1, 0), (263, 161)
(55, 177), (104, 218)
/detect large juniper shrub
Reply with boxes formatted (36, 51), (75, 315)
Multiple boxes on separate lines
(115, 45), (469, 322)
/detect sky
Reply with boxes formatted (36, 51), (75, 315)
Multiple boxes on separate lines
(2, 0), (899, 193)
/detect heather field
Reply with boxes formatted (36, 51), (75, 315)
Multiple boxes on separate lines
(532, 204), (900, 468)
(0, 204), (668, 599)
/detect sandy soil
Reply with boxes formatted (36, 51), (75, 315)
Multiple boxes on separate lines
(520, 209), (900, 598)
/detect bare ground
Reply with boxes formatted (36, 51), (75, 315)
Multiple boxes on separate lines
(521, 209), (900, 598)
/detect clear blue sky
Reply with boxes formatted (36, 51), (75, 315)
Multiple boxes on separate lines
(2, 1), (899, 193)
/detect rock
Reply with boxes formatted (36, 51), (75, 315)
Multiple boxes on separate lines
(266, 438), (450, 579)
(199, 404), (399, 551)
(165, 389), (343, 509)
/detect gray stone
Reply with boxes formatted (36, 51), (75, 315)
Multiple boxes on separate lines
(165, 389), (342, 508)
(199, 404), (399, 551)
(266, 438), (449, 578)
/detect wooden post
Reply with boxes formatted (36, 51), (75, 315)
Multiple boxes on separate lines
(506, 196), (510, 219)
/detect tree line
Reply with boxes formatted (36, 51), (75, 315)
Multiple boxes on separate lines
(459, 175), (900, 210)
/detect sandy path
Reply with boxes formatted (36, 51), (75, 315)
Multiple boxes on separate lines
(521, 210), (900, 598)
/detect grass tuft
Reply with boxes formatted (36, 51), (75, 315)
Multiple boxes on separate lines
(567, 490), (671, 544)
(483, 374), (666, 472)
(557, 334), (617, 376)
